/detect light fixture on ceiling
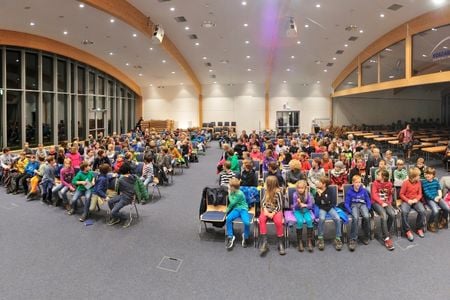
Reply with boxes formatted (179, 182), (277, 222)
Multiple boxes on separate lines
(316, 81), (320, 84)
(283, 80), (287, 83)
(209, 69), (213, 72)
(359, 29), (364, 33)
(431, 28), (437, 31)
(296, 40), (301, 44)
(202, 56), (207, 60)
(291, 55), (295, 59)
(286, 68), (291, 72)
(81, 39), (94, 45)
(195, 42), (200, 46)
(149, 47), (153, 51)
(344, 44), (348, 47)
(213, 81), (217, 84)
(138, 73), (143, 77)
(29, 22), (35, 26)
(79, 3), (84, 8)
(244, 23), (248, 27)
(316, 4), (321, 8)
(185, 26), (190, 30)
(109, 52), (114, 55)
(247, 68), (252, 71)
(63, 31), (68, 35)
(323, 69), (328, 72)
(380, 13), (385, 18)
(132, 33), (137, 37)
(170, 7), (175, 11)
(171, 71), (176, 74)
(162, 60), (166, 63)
(241, 1), (247, 5)
(245, 40), (250, 44)
(248, 80), (252, 83)
(125, 63), (130, 66)
(432, 0), (446, 5)
(422, 54), (428, 57)
(389, 75), (395, 79)
(332, 57), (337, 60)
(287, 17), (298, 38)
(304, 24), (309, 28)
(149, 84), (153, 87)
(246, 55), (251, 59)
(201, 20), (216, 28)
(220, 59), (229, 64)
(110, 18), (115, 23)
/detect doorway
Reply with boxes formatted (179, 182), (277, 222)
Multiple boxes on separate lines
(276, 111), (299, 134)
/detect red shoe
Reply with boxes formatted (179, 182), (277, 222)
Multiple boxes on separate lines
(406, 230), (414, 242)
(416, 229), (425, 238)
(384, 238), (395, 251)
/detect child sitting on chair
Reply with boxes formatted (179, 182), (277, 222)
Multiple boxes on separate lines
(292, 180), (314, 253)
(321, 152), (334, 174)
(141, 155), (154, 188)
(240, 159), (258, 187)
(307, 158), (325, 196)
(421, 167), (449, 232)
(330, 161), (348, 192)
(286, 159), (306, 187)
(83, 163), (111, 222)
(225, 178), (250, 250)
(68, 162), (94, 216)
(415, 157), (427, 180)
(267, 161), (285, 187)
(345, 175), (371, 251)
(108, 163), (137, 226)
(219, 161), (235, 187)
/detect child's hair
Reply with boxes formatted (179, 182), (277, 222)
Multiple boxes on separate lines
(38, 155), (45, 162)
(396, 159), (404, 165)
(144, 155), (153, 163)
(289, 159), (301, 171)
(268, 161), (278, 171)
(416, 157), (425, 164)
(313, 157), (322, 167)
(229, 177), (240, 190)
(243, 159), (253, 169)
(265, 176), (280, 206)
(63, 158), (72, 166)
(264, 149), (273, 157)
(99, 163), (111, 175)
(424, 167), (436, 176)
(80, 162), (89, 171)
(377, 169), (390, 181)
(319, 176), (330, 186)
(408, 167), (421, 179)
(385, 150), (392, 156)
(223, 160), (231, 170)
(97, 149), (104, 156)
(296, 179), (308, 191)
(119, 162), (131, 175)
(47, 156), (55, 163)
(352, 174), (361, 183)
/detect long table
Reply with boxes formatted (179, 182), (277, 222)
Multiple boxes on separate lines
(422, 145), (447, 161)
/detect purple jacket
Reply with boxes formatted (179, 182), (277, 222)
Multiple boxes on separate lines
(292, 191), (313, 211)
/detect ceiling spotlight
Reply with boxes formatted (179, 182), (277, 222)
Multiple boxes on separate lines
(171, 71), (176, 74)
(63, 31), (68, 35)
(109, 52), (113, 55)
(332, 57), (337, 60)
(316, 81), (320, 84)
(432, 0), (446, 5)
(138, 73), (143, 77)
(247, 68), (252, 71)
(304, 24), (309, 28)
(213, 81), (217, 84)
(246, 55), (251, 59)
(195, 42), (200, 46)
(79, 3), (85, 8)
(245, 40), (250, 44)
(380, 13), (385, 18)
(323, 69), (328, 72)
(202, 56), (207, 60)
(185, 26), (190, 30)
(29, 22), (35, 26)
(422, 54), (428, 57)
(126, 63), (130, 66)
(209, 69), (213, 72)
(286, 68), (291, 72)
(110, 18), (115, 23)
(431, 28), (437, 31)
(162, 60), (166, 63)
(170, 7), (175, 11)
(241, 1), (247, 5)
(296, 40), (301, 44)
(291, 56), (295, 59)
(359, 30), (364, 33)
(248, 80), (252, 83)
(149, 84), (153, 87)
(316, 4), (321, 8)
(132, 33), (137, 37)
(283, 80), (287, 83)
(149, 47), (153, 51)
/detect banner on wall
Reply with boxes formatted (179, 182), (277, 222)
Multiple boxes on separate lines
(431, 36), (450, 62)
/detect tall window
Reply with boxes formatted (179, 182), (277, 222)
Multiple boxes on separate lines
(26, 92), (39, 147)
(58, 94), (68, 141)
(42, 93), (54, 145)
(6, 50), (21, 89)
(7, 91), (21, 148)
(42, 55), (53, 91)
(26, 53), (38, 90)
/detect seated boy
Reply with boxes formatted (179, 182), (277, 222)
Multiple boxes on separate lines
(108, 163), (137, 225)
(219, 161), (235, 187)
(240, 159), (258, 187)
(415, 157), (427, 180)
(421, 167), (449, 231)
(225, 178), (250, 250)
(400, 167), (426, 241)
(345, 175), (371, 251)
(330, 161), (348, 192)
(267, 161), (285, 187)
(68, 162), (94, 215)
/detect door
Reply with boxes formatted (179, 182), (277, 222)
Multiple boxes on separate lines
(276, 111), (299, 134)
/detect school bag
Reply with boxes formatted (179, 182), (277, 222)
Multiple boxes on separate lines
(199, 186), (229, 227)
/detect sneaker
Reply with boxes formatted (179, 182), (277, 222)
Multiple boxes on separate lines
(67, 209), (74, 215)
(317, 238), (325, 251)
(427, 222), (437, 233)
(79, 214), (87, 222)
(361, 237), (370, 245)
(384, 238), (395, 251)
(335, 238), (343, 251)
(406, 230), (414, 242)
(348, 239), (357, 252)
(416, 229), (425, 238)
(108, 218), (121, 226)
(226, 235), (236, 250)
(241, 233), (248, 248)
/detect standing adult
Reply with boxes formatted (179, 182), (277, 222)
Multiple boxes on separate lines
(398, 124), (414, 161)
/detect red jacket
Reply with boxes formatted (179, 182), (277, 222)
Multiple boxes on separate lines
(400, 179), (422, 202)
(371, 180), (393, 205)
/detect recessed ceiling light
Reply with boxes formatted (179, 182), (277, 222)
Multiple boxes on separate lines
(195, 42), (200, 46)
(323, 69), (328, 72)
(180, 82), (184, 85)
(380, 13), (385, 18)
(171, 71), (176, 74)
(202, 56), (207, 60)
(241, 1), (247, 5)
(431, 28), (437, 31)
(283, 80), (287, 83)
(125, 63), (130, 66)
(29, 22), (35, 26)
(247, 68), (252, 71)
(213, 81), (217, 84)
(149, 47), (153, 51)
(132, 33), (137, 37)
(432, 0), (446, 5)
(359, 30), (364, 33)
(316, 4), (321, 8)
(291, 55), (295, 59)
(316, 80), (320, 84)
(201, 21), (216, 28)
(162, 60), (166, 63)
(138, 73), (143, 76)
(185, 26), (190, 30)
(109, 52), (113, 55)
(246, 55), (251, 59)
(304, 24), (309, 28)
(286, 68), (291, 72)
(63, 31), (68, 35)
(444, 46), (448, 49)
(296, 40), (301, 44)
(149, 84), (153, 87)
(385, 48), (392, 52)
(344, 44), (348, 47)
(245, 40), (250, 44)
(209, 69), (213, 72)
(244, 23), (248, 27)
(79, 3), (85, 8)
(422, 54), (428, 57)
(170, 7), (175, 11)
(332, 57), (337, 60)
(248, 80), (252, 83)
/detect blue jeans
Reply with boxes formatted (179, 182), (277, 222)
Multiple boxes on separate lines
(108, 195), (131, 219)
(142, 176), (154, 187)
(427, 199), (449, 223)
(401, 201), (426, 232)
(294, 208), (313, 229)
(52, 184), (70, 204)
(226, 208), (250, 239)
(40, 180), (54, 197)
(318, 208), (342, 238)
(71, 189), (92, 211)
(350, 203), (370, 240)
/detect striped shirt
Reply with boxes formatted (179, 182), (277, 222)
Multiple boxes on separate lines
(219, 171), (235, 186)
(421, 178), (440, 201)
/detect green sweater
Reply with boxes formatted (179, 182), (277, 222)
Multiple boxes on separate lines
(72, 170), (95, 191)
(226, 190), (248, 213)
(227, 154), (240, 174)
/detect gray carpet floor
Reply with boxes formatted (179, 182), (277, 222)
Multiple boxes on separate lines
(0, 142), (449, 300)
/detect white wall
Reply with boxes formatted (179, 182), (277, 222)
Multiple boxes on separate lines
(333, 86), (442, 126)
(142, 83), (332, 133)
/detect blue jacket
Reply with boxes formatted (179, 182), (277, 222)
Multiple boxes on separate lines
(345, 186), (371, 212)
(93, 174), (108, 198)
(421, 178), (440, 201)
(25, 161), (40, 176)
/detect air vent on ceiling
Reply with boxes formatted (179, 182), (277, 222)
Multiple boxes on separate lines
(210, 74), (216, 78)
(188, 34), (198, 40)
(326, 63), (334, 67)
(345, 25), (358, 32)
(387, 4), (403, 11)
(174, 16), (187, 22)
(336, 50), (344, 54)
(205, 62), (212, 67)
(348, 36), (358, 41)
(81, 39), (94, 45)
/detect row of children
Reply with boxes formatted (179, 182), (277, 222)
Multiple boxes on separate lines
(224, 166), (449, 254)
